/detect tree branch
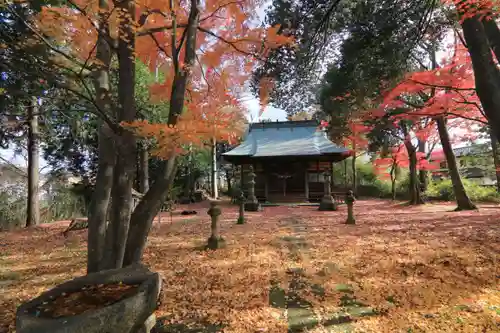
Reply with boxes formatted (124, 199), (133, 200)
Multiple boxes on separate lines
(197, 27), (264, 60)
(409, 79), (475, 91)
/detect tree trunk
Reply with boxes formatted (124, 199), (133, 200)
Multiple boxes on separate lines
(418, 139), (428, 191)
(138, 142), (149, 193)
(483, 17), (500, 63)
(122, 0), (200, 266)
(435, 116), (476, 210)
(460, 15), (500, 144)
(390, 163), (396, 200)
(102, 0), (137, 270)
(226, 170), (232, 193)
(26, 96), (40, 227)
(351, 154), (357, 195)
(86, 0), (114, 273)
(343, 159), (347, 188)
(123, 158), (179, 265)
(87, 123), (115, 273)
(489, 128), (500, 192)
(404, 141), (424, 205)
(211, 138), (218, 198)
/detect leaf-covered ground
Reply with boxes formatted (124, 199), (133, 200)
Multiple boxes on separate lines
(0, 200), (499, 333)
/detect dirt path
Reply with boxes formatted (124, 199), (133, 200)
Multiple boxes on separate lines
(270, 214), (378, 332)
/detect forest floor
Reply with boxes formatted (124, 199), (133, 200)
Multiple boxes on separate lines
(0, 199), (499, 333)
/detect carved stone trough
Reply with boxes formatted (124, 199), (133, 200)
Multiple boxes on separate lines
(16, 264), (161, 333)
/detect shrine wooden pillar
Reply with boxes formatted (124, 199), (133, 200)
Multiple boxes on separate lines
(316, 160), (320, 183)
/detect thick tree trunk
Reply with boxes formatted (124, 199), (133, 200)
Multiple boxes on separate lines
(489, 128), (500, 192)
(26, 96), (40, 227)
(86, 0), (114, 273)
(101, 0), (137, 270)
(123, 158), (179, 265)
(211, 138), (218, 198)
(122, 0), (200, 266)
(138, 142), (149, 193)
(461, 15), (500, 144)
(87, 124), (115, 273)
(436, 116), (476, 211)
(482, 17), (500, 62)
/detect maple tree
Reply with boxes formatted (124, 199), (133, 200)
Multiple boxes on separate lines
(373, 145), (408, 200)
(26, 0), (293, 272)
(445, 0), (500, 143)
(378, 37), (479, 210)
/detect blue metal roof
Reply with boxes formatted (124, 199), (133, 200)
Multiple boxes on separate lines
(223, 120), (350, 158)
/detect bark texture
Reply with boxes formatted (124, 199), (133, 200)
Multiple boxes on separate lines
(138, 142), (149, 193)
(87, 0), (114, 273)
(435, 117), (476, 211)
(461, 16), (500, 144)
(489, 129), (500, 192)
(26, 96), (40, 227)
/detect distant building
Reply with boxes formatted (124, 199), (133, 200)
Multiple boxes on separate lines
(430, 144), (497, 186)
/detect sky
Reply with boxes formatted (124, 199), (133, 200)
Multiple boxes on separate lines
(241, 93), (287, 122)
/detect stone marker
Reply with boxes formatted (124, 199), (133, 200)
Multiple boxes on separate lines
(319, 171), (337, 211)
(207, 201), (225, 249)
(237, 190), (246, 224)
(245, 165), (261, 211)
(345, 190), (356, 225)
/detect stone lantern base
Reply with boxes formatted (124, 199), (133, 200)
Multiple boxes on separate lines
(206, 236), (226, 250)
(244, 199), (261, 212)
(319, 196), (337, 211)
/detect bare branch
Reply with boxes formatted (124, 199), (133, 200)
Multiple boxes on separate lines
(409, 79), (475, 91)
(197, 27), (264, 60)
(0, 155), (27, 178)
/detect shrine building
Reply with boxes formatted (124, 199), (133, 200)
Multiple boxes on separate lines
(222, 120), (351, 204)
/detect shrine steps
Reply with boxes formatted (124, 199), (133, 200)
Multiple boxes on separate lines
(263, 194), (309, 203)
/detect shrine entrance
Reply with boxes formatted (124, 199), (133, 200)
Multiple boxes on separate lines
(266, 162), (306, 203)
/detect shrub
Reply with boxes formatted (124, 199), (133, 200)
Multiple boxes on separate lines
(356, 163), (410, 199)
(0, 183), (27, 230)
(426, 179), (500, 203)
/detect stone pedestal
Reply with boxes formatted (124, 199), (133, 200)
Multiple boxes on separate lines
(319, 171), (337, 211)
(245, 166), (261, 212)
(345, 190), (356, 225)
(206, 201), (225, 249)
(16, 264), (161, 333)
(237, 191), (246, 224)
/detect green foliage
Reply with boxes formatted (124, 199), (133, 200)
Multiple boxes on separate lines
(426, 179), (500, 203)
(44, 184), (88, 221)
(352, 162), (410, 199)
(133, 60), (169, 123)
(356, 163), (378, 184)
(0, 184), (26, 230)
